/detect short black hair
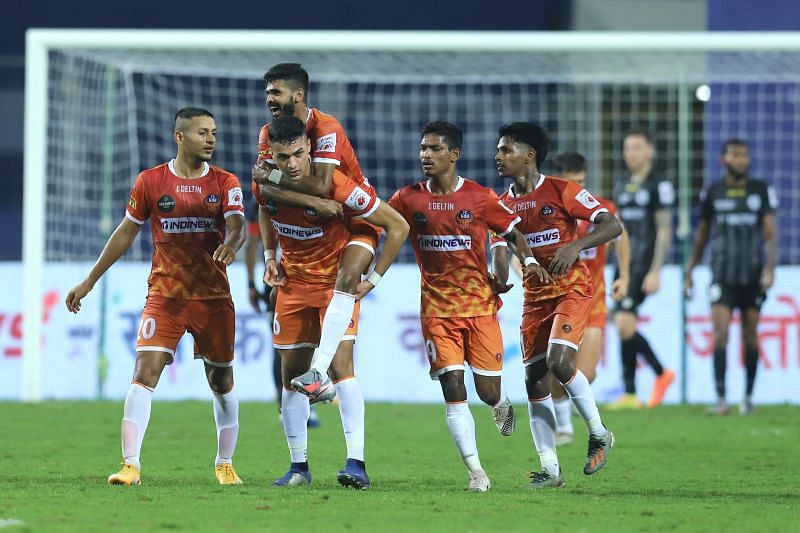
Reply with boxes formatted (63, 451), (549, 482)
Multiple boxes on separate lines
(263, 63), (309, 102)
(721, 138), (748, 155)
(553, 152), (587, 174)
(174, 107), (214, 130)
(625, 126), (652, 144)
(268, 115), (307, 145)
(421, 122), (463, 150)
(497, 122), (549, 167)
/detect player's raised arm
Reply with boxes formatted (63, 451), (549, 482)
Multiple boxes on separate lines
(354, 201), (410, 299)
(253, 166), (343, 220)
(65, 217), (141, 313)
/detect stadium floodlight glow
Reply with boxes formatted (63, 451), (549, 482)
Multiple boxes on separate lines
(695, 85), (711, 102)
(24, 29), (800, 401)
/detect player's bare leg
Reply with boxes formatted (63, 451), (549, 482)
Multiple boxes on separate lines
(546, 343), (613, 475)
(274, 347), (314, 487)
(293, 244), (373, 402)
(740, 307), (761, 415)
(473, 374), (515, 437)
(440, 370), (490, 492)
(525, 358), (563, 488)
(551, 327), (602, 446)
(108, 350), (169, 486)
(328, 340), (370, 489)
(203, 363), (242, 485)
(707, 304), (733, 415)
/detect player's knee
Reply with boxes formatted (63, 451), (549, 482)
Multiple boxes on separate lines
(525, 378), (549, 400)
(546, 353), (575, 384)
(439, 372), (467, 402)
(475, 382), (501, 406)
(713, 330), (729, 348)
(742, 331), (759, 349)
(334, 266), (359, 294)
(132, 366), (161, 389)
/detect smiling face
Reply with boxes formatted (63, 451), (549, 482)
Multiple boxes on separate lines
(270, 135), (312, 178)
(265, 79), (303, 119)
(419, 134), (459, 178)
(175, 115), (216, 162)
(495, 135), (532, 178)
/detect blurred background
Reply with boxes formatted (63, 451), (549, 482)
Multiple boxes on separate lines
(2, 0), (799, 404)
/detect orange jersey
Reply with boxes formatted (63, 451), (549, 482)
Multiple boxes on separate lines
(389, 177), (520, 318)
(576, 196), (618, 298)
(257, 108), (369, 187)
(126, 160), (244, 300)
(495, 174), (609, 303)
(252, 169), (379, 284)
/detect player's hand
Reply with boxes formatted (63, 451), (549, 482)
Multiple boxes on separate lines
(523, 264), (554, 285)
(65, 280), (93, 314)
(487, 272), (514, 295)
(313, 198), (343, 220)
(213, 244), (236, 265)
(264, 259), (286, 287)
(248, 286), (262, 312)
(760, 266), (775, 290)
(643, 270), (660, 295)
(354, 280), (375, 300)
(683, 272), (694, 300)
(611, 275), (630, 302)
(251, 162), (275, 185)
(548, 243), (580, 277)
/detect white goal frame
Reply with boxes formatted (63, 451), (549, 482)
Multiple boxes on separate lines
(23, 29), (800, 401)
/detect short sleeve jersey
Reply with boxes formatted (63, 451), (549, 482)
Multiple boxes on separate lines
(388, 176), (520, 318)
(252, 169), (379, 284)
(613, 174), (674, 278)
(576, 196), (618, 295)
(494, 175), (608, 303)
(257, 108), (368, 187)
(699, 177), (776, 285)
(126, 160), (244, 300)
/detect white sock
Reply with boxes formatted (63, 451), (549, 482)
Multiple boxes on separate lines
(310, 291), (356, 374)
(212, 388), (239, 466)
(281, 388), (310, 463)
(528, 395), (559, 476)
(564, 370), (607, 437)
(121, 383), (154, 470)
(335, 378), (365, 461)
(445, 402), (483, 474)
(492, 381), (508, 409)
(553, 397), (574, 435)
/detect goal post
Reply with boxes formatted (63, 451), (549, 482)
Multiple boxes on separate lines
(23, 29), (800, 401)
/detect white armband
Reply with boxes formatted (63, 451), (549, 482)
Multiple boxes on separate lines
(523, 256), (539, 267)
(367, 270), (383, 287)
(268, 169), (283, 184)
(264, 249), (276, 262)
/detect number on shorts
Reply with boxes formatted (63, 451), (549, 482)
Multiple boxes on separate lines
(138, 317), (156, 340)
(425, 339), (437, 364)
(273, 313), (281, 336)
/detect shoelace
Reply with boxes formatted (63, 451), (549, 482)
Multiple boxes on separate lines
(529, 470), (553, 483)
(587, 436), (607, 457)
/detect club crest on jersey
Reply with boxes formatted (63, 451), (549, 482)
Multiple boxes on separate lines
(539, 205), (555, 219)
(635, 189), (650, 206)
(266, 200), (279, 215)
(157, 195), (176, 213)
(455, 210), (473, 230)
(412, 212), (428, 228)
(205, 194), (220, 205)
(303, 207), (320, 222)
(746, 193), (762, 212)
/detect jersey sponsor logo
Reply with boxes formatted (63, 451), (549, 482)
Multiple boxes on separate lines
(746, 193), (762, 212)
(315, 132), (337, 153)
(157, 195), (176, 213)
(576, 189), (600, 209)
(720, 212), (758, 226)
(455, 210), (473, 230)
(713, 198), (737, 211)
(258, 149), (272, 158)
(205, 194), (220, 205)
(271, 220), (323, 240)
(160, 217), (217, 233)
(128, 196), (137, 209)
(417, 234), (471, 251)
(635, 189), (650, 206)
(227, 187), (244, 208)
(412, 211), (428, 228)
(176, 184), (202, 193)
(539, 205), (555, 219)
(725, 188), (746, 197)
(345, 186), (371, 211)
(514, 200), (536, 212)
(620, 207), (646, 220)
(525, 228), (560, 248)
(658, 181), (676, 205)
(428, 202), (454, 211)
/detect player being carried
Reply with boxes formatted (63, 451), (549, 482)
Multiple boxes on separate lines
(66, 108), (247, 486)
(389, 122), (546, 492)
(254, 115), (409, 489)
(491, 123), (621, 488)
(251, 63), (379, 405)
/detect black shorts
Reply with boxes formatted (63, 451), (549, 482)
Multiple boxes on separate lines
(612, 269), (648, 315)
(710, 281), (765, 311)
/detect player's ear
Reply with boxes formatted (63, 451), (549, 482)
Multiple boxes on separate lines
(174, 130), (184, 145)
(527, 148), (536, 165)
(294, 87), (305, 104)
(450, 147), (461, 162)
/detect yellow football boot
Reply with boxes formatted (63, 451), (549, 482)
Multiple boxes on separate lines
(215, 463), (243, 485)
(108, 463), (141, 485)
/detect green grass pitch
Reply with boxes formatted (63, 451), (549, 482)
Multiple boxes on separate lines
(0, 402), (797, 532)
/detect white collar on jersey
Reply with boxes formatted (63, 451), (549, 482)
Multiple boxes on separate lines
(306, 107), (312, 122)
(425, 175), (464, 193)
(168, 159), (210, 178)
(508, 174), (545, 198)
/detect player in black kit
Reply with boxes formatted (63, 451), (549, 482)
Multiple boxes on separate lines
(609, 128), (676, 409)
(685, 139), (777, 415)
